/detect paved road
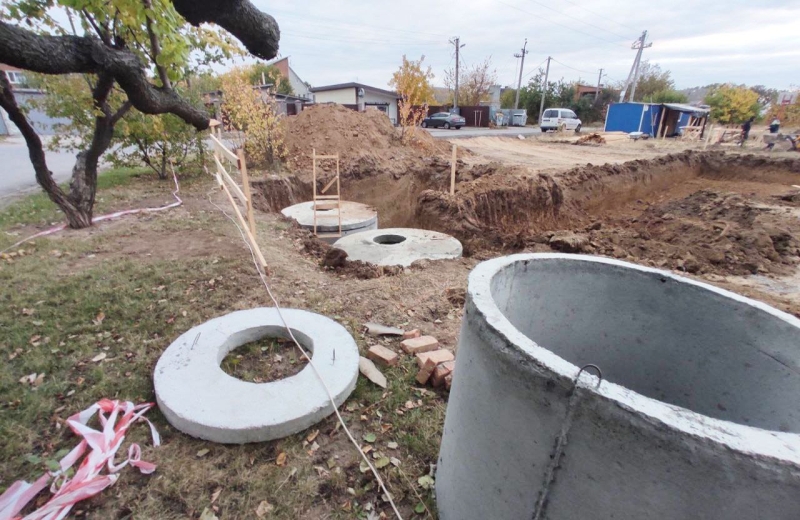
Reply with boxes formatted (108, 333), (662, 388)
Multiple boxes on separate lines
(427, 126), (542, 139)
(0, 135), (76, 205)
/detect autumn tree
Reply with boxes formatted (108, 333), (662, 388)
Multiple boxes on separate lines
(248, 62), (294, 95)
(221, 67), (286, 168)
(443, 57), (497, 106)
(389, 55), (435, 105)
(704, 85), (761, 124)
(631, 61), (685, 103)
(0, 0), (279, 228)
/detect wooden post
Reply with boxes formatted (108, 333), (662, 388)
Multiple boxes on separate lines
(312, 149), (317, 235)
(336, 155), (342, 237)
(450, 144), (457, 195)
(656, 106), (667, 139)
(704, 124), (714, 150)
(237, 149), (256, 235)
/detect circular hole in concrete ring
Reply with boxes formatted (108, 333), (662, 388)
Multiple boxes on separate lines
(220, 333), (309, 383)
(373, 234), (407, 245)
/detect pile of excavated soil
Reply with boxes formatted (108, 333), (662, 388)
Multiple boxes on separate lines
(284, 104), (452, 180)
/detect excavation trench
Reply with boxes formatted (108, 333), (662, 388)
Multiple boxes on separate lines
(252, 151), (800, 276)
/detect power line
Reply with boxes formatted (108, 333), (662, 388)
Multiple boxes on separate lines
(281, 30), (447, 46)
(549, 57), (597, 75)
(524, 0), (632, 41)
(496, 0), (630, 47)
(522, 57), (549, 80)
(560, 0), (640, 32)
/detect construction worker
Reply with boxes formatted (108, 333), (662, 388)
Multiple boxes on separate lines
(740, 116), (755, 146)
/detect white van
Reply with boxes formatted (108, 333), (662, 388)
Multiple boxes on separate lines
(540, 108), (582, 133)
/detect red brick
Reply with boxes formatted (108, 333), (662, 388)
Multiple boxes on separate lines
(401, 335), (438, 354)
(367, 345), (399, 367)
(431, 360), (455, 387)
(415, 349), (454, 368)
(416, 357), (438, 385)
(402, 329), (421, 340)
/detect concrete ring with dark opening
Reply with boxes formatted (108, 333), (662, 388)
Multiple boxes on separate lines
(437, 253), (800, 520)
(332, 227), (463, 267)
(154, 308), (359, 444)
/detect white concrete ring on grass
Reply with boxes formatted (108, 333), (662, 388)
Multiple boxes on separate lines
(332, 227), (463, 267)
(154, 308), (359, 444)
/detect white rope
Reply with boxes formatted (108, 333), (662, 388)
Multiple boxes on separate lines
(207, 192), (404, 519)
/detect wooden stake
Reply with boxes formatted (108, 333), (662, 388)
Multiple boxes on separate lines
(237, 149), (256, 235)
(656, 106), (667, 139)
(221, 181), (268, 270)
(337, 155), (342, 237)
(450, 144), (457, 195)
(312, 149), (317, 235)
(704, 124), (714, 150)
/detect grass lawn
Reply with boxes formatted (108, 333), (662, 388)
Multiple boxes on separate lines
(0, 167), (471, 519)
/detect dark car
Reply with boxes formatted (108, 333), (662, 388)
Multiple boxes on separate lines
(421, 112), (466, 130)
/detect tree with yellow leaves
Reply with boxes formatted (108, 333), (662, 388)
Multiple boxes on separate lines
(705, 85), (761, 125)
(220, 67), (287, 168)
(389, 55), (436, 106)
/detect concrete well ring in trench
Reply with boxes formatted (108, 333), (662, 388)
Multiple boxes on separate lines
(332, 227), (462, 267)
(281, 201), (377, 243)
(437, 253), (800, 520)
(154, 308), (358, 444)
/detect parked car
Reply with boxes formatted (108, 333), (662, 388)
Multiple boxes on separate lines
(540, 108), (581, 133)
(421, 112), (466, 130)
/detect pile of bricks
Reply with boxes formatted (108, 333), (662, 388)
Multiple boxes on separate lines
(366, 329), (455, 390)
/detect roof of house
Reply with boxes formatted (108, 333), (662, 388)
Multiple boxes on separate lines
(0, 63), (23, 73)
(309, 82), (399, 98)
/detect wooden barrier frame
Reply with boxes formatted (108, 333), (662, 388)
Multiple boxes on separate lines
(209, 119), (267, 271)
(311, 149), (343, 239)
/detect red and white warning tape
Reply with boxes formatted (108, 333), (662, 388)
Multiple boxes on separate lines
(0, 169), (182, 256)
(0, 399), (160, 520)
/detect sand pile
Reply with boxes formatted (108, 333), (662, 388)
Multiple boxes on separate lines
(285, 104), (450, 180)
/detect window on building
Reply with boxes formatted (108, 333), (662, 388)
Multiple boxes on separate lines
(5, 71), (27, 85)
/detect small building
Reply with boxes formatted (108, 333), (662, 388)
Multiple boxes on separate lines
(310, 83), (400, 125)
(574, 84), (601, 101)
(604, 102), (710, 138)
(267, 57), (312, 100)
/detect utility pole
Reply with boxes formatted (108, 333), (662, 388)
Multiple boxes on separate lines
(513, 38), (528, 110)
(449, 36), (466, 111)
(538, 56), (551, 124)
(595, 68), (604, 101)
(619, 30), (652, 102)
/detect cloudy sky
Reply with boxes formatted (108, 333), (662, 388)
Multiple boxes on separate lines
(248, 0), (800, 92)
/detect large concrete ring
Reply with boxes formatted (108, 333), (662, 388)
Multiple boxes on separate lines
(281, 201), (378, 243)
(154, 308), (359, 444)
(332, 228), (462, 267)
(437, 253), (800, 520)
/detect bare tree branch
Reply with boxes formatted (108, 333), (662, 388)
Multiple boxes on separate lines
(0, 21), (210, 129)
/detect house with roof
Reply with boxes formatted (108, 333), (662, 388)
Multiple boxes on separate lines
(267, 57), (312, 100)
(310, 83), (400, 124)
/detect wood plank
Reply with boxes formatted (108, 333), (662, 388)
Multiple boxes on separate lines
(215, 155), (248, 205)
(221, 181), (268, 270)
(314, 202), (339, 211)
(209, 134), (239, 165)
(450, 144), (457, 195)
(320, 175), (338, 194)
(315, 195), (340, 200)
(313, 154), (339, 160)
(237, 149), (257, 235)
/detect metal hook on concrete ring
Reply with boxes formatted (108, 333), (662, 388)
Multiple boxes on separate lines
(575, 363), (603, 389)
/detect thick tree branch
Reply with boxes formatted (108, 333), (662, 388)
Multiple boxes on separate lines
(171, 0), (279, 60)
(0, 21), (209, 129)
(142, 0), (171, 89)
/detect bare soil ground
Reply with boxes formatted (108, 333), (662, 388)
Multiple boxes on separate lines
(2, 107), (799, 519)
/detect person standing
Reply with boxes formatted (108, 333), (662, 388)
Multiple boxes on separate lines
(740, 116), (755, 146)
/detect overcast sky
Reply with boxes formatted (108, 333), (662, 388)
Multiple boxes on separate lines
(248, 0), (800, 92)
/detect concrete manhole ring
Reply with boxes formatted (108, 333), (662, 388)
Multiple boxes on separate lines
(154, 308), (359, 444)
(281, 201), (378, 242)
(333, 227), (463, 267)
